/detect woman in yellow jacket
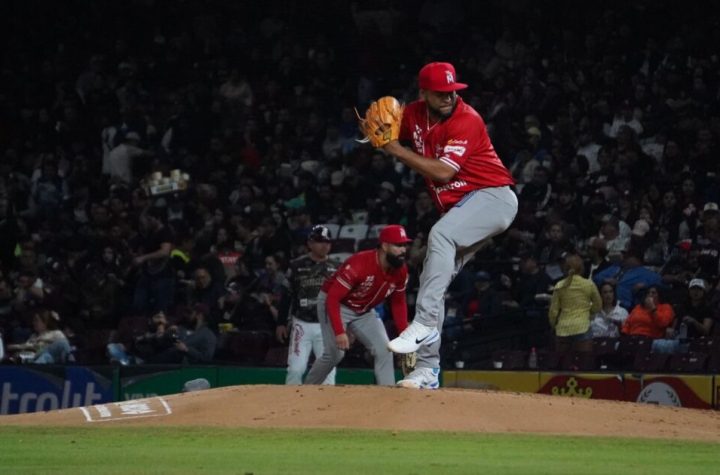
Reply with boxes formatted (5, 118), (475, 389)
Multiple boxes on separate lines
(548, 254), (602, 353)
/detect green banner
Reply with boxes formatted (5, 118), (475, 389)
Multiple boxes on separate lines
(119, 366), (218, 400)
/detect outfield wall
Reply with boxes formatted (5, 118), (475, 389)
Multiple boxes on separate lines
(0, 366), (718, 414)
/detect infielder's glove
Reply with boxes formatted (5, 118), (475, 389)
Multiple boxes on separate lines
(400, 352), (417, 377)
(356, 96), (404, 148)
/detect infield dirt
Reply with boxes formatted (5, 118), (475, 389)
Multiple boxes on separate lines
(3, 385), (720, 441)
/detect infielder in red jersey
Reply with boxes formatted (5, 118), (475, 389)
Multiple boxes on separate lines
(384, 62), (518, 389)
(304, 225), (411, 386)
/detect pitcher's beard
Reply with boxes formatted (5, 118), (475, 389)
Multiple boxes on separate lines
(386, 253), (406, 269)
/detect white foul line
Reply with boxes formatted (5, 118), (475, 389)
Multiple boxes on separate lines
(79, 407), (92, 422)
(158, 397), (172, 415)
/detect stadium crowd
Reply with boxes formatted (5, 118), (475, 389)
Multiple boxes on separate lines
(1, 0), (720, 371)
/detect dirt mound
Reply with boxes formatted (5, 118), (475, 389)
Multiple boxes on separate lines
(4, 385), (720, 441)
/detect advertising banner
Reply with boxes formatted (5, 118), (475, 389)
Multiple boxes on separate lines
(624, 374), (713, 409)
(119, 366), (218, 400)
(444, 370), (540, 393)
(0, 366), (113, 414)
(538, 373), (625, 401)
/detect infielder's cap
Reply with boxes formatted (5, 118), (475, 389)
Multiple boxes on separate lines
(308, 225), (332, 242)
(379, 224), (412, 244)
(418, 62), (468, 92)
(703, 202), (719, 213)
(688, 278), (706, 290)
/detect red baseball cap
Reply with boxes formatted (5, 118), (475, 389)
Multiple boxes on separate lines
(418, 62), (468, 92)
(379, 224), (412, 244)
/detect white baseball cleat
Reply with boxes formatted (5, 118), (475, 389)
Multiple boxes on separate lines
(397, 367), (440, 389)
(387, 320), (439, 353)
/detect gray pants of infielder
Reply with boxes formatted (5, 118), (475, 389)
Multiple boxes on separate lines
(305, 292), (395, 386)
(415, 186), (518, 369)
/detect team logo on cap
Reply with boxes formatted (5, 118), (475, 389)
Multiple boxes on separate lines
(445, 71), (454, 83)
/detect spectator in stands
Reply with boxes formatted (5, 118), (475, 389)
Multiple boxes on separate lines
(621, 286), (675, 339)
(653, 278), (714, 354)
(6, 309), (72, 364)
(107, 132), (152, 184)
(671, 278), (714, 338)
(461, 271), (503, 330)
(535, 220), (574, 282)
(598, 214), (630, 261)
(146, 303), (217, 364)
(548, 254), (601, 353)
(504, 253), (552, 315)
(185, 266), (225, 327)
(589, 283), (628, 338)
(519, 166), (553, 219)
(130, 206), (175, 315)
(592, 249), (663, 310)
(250, 253), (290, 330)
(585, 237), (612, 280)
(107, 311), (175, 365)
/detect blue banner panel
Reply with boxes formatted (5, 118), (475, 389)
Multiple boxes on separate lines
(0, 366), (113, 414)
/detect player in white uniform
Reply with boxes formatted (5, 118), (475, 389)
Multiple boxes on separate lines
(278, 225), (341, 385)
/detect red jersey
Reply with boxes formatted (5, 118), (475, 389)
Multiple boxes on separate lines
(399, 96), (514, 213)
(321, 249), (408, 314)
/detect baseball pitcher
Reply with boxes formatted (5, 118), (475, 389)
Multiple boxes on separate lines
(358, 62), (518, 388)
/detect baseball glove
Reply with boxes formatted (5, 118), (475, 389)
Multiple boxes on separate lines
(400, 352), (417, 377)
(356, 96), (404, 148)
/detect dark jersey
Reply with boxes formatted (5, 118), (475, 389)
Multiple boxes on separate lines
(286, 255), (341, 323)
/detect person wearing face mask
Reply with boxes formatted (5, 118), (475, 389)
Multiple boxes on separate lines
(304, 225), (411, 386)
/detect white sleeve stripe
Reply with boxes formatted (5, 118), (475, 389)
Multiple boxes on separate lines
(336, 277), (352, 289)
(439, 157), (460, 171)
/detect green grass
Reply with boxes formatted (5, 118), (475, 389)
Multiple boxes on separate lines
(0, 427), (717, 475)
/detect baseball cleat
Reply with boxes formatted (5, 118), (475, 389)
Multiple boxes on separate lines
(397, 367), (440, 389)
(388, 320), (439, 353)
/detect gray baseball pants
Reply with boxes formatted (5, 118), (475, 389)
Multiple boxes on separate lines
(415, 186), (518, 369)
(305, 291), (395, 385)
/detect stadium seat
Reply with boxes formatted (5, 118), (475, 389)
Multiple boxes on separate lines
(537, 350), (563, 370)
(593, 337), (620, 370)
(491, 350), (527, 370)
(319, 223), (340, 240)
(351, 210), (369, 224)
(667, 352), (708, 373)
(706, 351), (720, 373)
(617, 335), (651, 369)
(632, 352), (669, 373)
(338, 224), (369, 241)
(357, 238), (378, 251)
(560, 352), (597, 371)
(688, 336), (718, 353)
(331, 238), (356, 253)
(367, 224), (387, 239)
(329, 252), (352, 263)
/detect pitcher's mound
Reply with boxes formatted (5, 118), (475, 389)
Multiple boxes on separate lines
(3, 385), (720, 441)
